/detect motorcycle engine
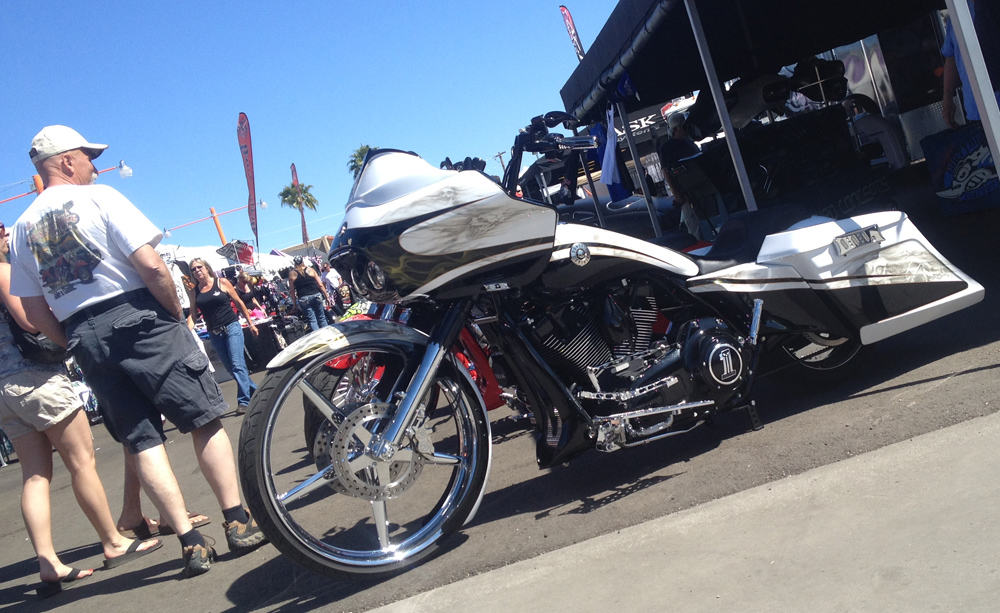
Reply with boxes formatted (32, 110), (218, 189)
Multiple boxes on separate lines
(528, 287), (749, 418)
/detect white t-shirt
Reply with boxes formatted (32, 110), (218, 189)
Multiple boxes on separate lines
(10, 184), (162, 322)
(323, 269), (343, 294)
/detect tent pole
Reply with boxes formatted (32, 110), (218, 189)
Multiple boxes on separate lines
(683, 0), (758, 212)
(573, 127), (607, 228)
(945, 0), (1000, 173)
(615, 100), (663, 237)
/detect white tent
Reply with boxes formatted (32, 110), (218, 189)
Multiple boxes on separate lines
(156, 243), (296, 278)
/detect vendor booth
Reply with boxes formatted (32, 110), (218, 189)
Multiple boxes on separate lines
(559, 0), (999, 231)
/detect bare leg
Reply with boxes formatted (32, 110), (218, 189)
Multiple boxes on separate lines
(116, 447), (153, 532)
(45, 409), (158, 560)
(190, 419), (241, 511)
(12, 429), (79, 582)
(131, 444), (193, 537)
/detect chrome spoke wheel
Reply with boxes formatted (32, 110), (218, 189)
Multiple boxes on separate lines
(240, 340), (490, 575)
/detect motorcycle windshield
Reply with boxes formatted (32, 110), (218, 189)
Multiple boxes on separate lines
(347, 150), (456, 211)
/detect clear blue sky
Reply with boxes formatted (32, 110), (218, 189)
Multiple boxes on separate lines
(0, 1), (614, 253)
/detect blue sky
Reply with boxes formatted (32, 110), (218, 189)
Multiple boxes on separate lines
(0, 1), (614, 253)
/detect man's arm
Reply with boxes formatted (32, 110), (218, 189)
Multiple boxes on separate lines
(129, 244), (184, 321)
(20, 296), (69, 347)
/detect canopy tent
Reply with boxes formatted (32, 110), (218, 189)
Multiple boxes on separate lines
(559, 0), (998, 217)
(157, 243), (295, 278)
(560, 0), (945, 124)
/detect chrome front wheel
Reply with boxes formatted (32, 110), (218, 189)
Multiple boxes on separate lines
(239, 342), (491, 575)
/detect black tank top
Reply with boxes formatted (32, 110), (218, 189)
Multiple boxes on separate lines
(293, 269), (321, 297)
(236, 285), (257, 307)
(196, 279), (238, 329)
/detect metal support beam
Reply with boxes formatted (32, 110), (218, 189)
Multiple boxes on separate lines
(615, 100), (663, 237)
(683, 0), (758, 212)
(945, 0), (1000, 174)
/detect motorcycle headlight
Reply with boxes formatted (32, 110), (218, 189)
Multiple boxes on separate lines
(365, 260), (386, 291)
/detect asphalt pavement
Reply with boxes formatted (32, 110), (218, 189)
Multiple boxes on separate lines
(371, 409), (1000, 613)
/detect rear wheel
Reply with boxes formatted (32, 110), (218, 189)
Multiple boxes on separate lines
(781, 331), (862, 374)
(239, 342), (491, 575)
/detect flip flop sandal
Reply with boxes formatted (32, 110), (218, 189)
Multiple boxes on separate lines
(158, 511), (212, 535)
(118, 518), (160, 540)
(103, 538), (163, 570)
(36, 567), (93, 598)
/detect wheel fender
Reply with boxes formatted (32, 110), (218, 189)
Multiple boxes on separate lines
(266, 320), (429, 369)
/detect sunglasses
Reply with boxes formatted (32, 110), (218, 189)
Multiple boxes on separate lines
(190, 265), (205, 271)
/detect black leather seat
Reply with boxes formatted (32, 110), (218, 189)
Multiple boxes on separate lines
(689, 204), (817, 275)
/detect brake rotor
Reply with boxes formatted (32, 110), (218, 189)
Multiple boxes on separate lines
(329, 402), (425, 501)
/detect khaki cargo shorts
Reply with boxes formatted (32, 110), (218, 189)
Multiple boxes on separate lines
(0, 367), (82, 440)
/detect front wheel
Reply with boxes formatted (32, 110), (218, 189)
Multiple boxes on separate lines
(239, 341), (491, 575)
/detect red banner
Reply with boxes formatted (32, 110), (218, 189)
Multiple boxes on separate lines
(237, 112), (258, 244)
(560, 5), (585, 62)
(290, 162), (299, 187)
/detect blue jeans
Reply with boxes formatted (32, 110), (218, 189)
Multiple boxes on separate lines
(298, 294), (329, 332)
(209, 320), (257, 407)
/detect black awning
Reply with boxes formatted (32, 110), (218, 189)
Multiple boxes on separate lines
(560, 0), (945, 123)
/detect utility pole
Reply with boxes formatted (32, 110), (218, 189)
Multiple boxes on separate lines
(494, 151), (507, 173)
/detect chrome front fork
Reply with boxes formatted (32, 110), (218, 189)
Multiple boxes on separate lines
(367, 300), (471, 461)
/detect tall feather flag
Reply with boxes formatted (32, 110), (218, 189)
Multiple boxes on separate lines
(236, 113), (258, 245)
(559, 5), (585, 61)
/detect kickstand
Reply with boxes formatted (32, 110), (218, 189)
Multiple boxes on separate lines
(744, 400), (763, 431)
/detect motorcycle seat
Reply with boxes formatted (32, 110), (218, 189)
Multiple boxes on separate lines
(646, 230), (699, 251)
(690, 204), (813, 275)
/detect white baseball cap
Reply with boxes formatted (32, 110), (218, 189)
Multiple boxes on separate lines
(29, 125), (107, 165)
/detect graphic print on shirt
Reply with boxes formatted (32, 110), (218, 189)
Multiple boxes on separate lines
(24, 202), (103, 299)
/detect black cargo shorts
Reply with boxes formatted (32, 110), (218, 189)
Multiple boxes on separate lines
(65, 289), (229, 453)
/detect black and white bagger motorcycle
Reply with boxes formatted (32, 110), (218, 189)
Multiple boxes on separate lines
(238, 112), (984, 576)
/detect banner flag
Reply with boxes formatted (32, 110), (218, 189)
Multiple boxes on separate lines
(237, 112), (258, 244)
(291, 162), (299, 187)
(560, 5), (585, 61)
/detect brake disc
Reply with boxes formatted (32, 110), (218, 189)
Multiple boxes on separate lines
(329, 402), (425, 501)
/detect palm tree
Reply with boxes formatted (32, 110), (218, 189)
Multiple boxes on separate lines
(348, 145), (376, 179)
(279, 182), (318, 244)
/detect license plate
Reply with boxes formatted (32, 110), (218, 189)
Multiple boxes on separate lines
(833, 225), (884, 256)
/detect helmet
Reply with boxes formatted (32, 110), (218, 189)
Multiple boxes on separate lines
(293, 256), (303, 265)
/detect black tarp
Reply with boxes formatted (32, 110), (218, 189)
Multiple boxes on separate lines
(561, 0), (945, 123)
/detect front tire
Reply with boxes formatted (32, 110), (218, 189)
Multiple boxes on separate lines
(239, 341), (491, 576)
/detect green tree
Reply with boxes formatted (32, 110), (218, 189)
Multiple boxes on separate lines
(348, 145), (376, 179)
(279, 182), (319, 244)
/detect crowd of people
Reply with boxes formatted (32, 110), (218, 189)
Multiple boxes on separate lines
(0, 125), (272, 595)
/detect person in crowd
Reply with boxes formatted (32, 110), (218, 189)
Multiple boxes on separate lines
(11, 125), (266, 578)
(657, 113), (703, 236)
(658, 112), (701, 202)
(942, 0), (1000, 127)
(234, 271), (263, 312)
(320, 263), (345, 317)
(0, 220), (161, 596)
(189, 258), (258, 412)
(288, 255), (332, 331)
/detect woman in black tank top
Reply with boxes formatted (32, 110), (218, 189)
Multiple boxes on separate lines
(189, 258), (258, 410)
(288, 256), (332, 332)
(235, 272), (262, 311)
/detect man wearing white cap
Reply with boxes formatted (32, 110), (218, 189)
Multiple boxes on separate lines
(10, 125), (266, 577)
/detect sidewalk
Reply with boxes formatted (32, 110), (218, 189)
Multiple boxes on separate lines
(373, 410), (1000, 613)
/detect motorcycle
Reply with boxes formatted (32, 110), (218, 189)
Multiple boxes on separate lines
(237, 111), (984, 576)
